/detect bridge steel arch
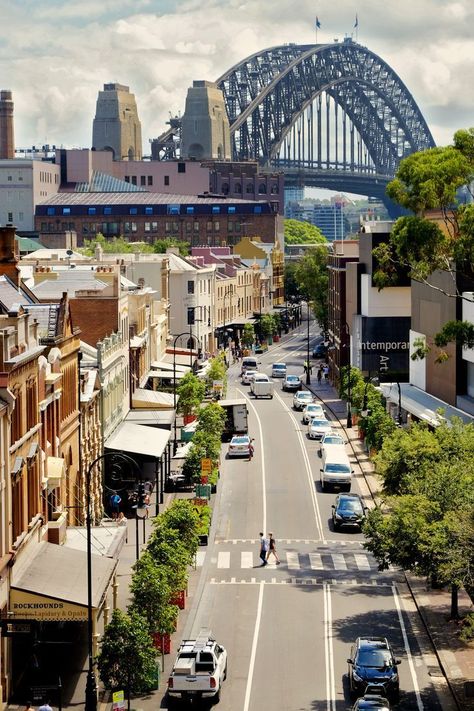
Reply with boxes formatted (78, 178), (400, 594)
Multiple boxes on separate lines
(216, 41), (435, 181)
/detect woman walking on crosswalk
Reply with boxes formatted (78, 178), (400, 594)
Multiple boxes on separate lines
(266, 533), (281, 564)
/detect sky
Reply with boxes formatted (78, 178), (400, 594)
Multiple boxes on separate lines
(2, 0), (474, 152)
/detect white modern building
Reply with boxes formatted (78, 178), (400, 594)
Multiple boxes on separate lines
(0, 158), (60, 231)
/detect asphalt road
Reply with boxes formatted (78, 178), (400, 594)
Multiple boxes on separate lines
(172, 325), (454, 711)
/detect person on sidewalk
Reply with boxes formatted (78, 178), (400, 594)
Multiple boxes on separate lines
(259, 532), (269, 565)
(266, 533), (281, 564)
(323, 364), (329, 382)
(24, 701), (35, 711)
(248, 438), (255, 461)
(109, 492), (121, 520)
(317, 367), (322, 385)
(38, 700), (53, 711)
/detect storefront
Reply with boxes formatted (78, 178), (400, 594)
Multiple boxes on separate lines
(353, 316), (411, 381)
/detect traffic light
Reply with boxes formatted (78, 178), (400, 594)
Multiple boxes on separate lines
(137, 482), (146, 508)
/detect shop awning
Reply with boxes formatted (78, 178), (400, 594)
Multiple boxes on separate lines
(151, 360), (190, 373)
(164, 351), (197, 367)
(105, 421), (170, 458)
(130, 335), (146, 348)
(172, 442), (193, 460)
(381, 383), (474, 427)
(147, 370), (185, 381)
(46, 456), (66, 491)
(10, 541), (116, 621)
(132, 388), (175, 409)
(125, 409), (175, 429)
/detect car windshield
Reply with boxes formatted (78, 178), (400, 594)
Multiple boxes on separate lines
(307, 405), (321, 412)
(338, 500), (363, 513)
(357, 649), (392, 667)
(287, 376), (299, 382)
(232, 437), (249, 445)
(312, 419), (329, 427)
(273, 364), (286, 370)
(326, 464), (351, 473)
(298, 393), (312, 399)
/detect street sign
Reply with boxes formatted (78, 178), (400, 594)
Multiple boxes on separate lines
(201, 458), (212, 473)
(112, 689), (125, 710)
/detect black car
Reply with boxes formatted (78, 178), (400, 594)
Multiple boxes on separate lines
(332, 493), (367, 530)
(312, 343), (327, 359)
(352, 694), (391, 710)
(347, 637), (401, 699)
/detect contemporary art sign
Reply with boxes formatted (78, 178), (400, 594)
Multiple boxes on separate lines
(359, 317), (410, 380)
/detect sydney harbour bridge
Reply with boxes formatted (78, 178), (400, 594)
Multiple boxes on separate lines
(156, 38), (435, 206)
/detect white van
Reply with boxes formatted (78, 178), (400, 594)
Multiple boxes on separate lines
(271, 362), (287, 378)
(320, 445), (354, 491)
(241, 356), (259, 375)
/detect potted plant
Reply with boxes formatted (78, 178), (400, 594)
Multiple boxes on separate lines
(194, 503), (213, 546)
(177, 373), (206, 424)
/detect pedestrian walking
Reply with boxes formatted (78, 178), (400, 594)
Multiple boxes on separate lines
(259, 532), (269, 565)
(109, 492), (121, 520)
(266, 532), (280, 564)
(323, 364), (329, 382)
(317, 367), (322, 385)
(248, 438), (255, 461)
(38, 700), (53, 711)
(24, 701), (35, 711)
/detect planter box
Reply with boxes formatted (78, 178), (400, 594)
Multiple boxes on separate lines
(183, 414), (197, 425)
(198, 533), (209, 546)
(170, 589), (186, 610)
(273, 335), (280, 342)
(152, 632), (171, 654)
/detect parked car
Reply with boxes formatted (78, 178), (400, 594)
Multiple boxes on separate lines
(271, 362), (287, 378)
(352, 694), (391, 710)
(302, 402), (326, 424)
(282, 374), (302, 391)
(168, 634), (227, 704)
(241, 356), (259, 375)
(312, 343), (327, 359)
(308, 417), (333, 440)
(228, 435), (251, 458)
(250, 374), (274, 399)
(318, 432), (346, 452)
(347, 637), (401, 700)
(293, 390), (314, 410)
(241, 369), (258, 385)
(332, 493), (367, 530)
(320, 446), (354, 491)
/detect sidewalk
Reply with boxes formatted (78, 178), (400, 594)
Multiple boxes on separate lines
(307, 374), (474, 711)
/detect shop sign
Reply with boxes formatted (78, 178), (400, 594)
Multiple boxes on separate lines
(10, 589), (88, 622)
(112, 690), (125, 710)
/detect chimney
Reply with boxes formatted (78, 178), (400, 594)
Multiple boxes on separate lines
(0, 90), (14, 160)
(0, 224), (20, 285)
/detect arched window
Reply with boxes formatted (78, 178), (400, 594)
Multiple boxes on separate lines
(258, 183), (267, 194)
(222, 182), (229, 195)
(246, 184), (253, 194)
(270, 184), (279, 194)
(234, 182), (242, 193)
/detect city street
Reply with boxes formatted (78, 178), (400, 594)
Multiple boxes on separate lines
(160, 327), (454, 711)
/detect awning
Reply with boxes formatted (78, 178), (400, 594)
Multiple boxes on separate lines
(164, 350), (197, 367)
(132, 388), (175, 409)
(147, 370), (185, 380)
(172, 442), (193, 460)
(130, 335), (145, 348)
(46, 456), (66, 491)
(151, 360), (190, 373)
(10, 541), (116, 621)
(381, 383), (474, 427)
(105, 421), (170, 458)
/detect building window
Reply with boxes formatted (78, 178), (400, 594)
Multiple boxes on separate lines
(151, 222), (158, 232)
(147, 176), (153, 186)
(235, 222), (241, 232)
(187, 280), (195, 294)
(172, 222), (179, 232)
(228, 221), (233, 232)
(186, 222), (192, 232)
(167, 204), (180, 215)
(7, 212), (13, 222)
(47, 207), (55, 216)
(124, 222), (131, 233)
(62, 207), (71, 215)
(131, 176), (137, 185)
(212, 206), (220, 214)
(270, 184), (279, 194)
(83, 224), (89, 233)
(104, 207), (112, 215)
(88, 207), (96, 215)
(222, 183), (229, 195)
(140, 175), (146, 186)
(246, 184), (253, 193)
(145, 222), (151, 232)
(186, 206), (194, 215)
(131, 222), (137, 232)
(227, 206), (236, 214)
(145, 206), (153, 215)
(258, 183), (267, 194)
(254, 206), (262, 214)
(214, 221), (220, 231)
(41, 222), (47, 231)
(7, 175), (12, 182)
(129, 207), (138, 215)
(234, 183), (242, 193)
(187, 307), (195, 325)
(124, 176), (130, 183)
(206, 221), (212, 232)
(165, 222), (171, 233)
(178, 162), (186, 173)
(194, 222), (199, 233)
(164, 175), (170, 186)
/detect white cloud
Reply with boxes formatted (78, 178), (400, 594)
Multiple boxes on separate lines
(2, 0), (473, 150)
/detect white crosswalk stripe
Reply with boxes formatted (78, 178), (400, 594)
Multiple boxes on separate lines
(309, 553), (324, 570)
(331, 553), (347, 570)
(286, 552), (300, 569)
(217, 552), (230, 569)
(195, 551), (206, 567)
(354, 554), (371, 570)
(241, 551), (254, 568)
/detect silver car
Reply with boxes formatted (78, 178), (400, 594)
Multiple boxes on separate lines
(308, 418), (333, 440)
(302, 403), (326, 424)
(293, 391), (313, 410)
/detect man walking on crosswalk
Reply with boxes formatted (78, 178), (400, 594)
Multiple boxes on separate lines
(259, 532), (269, 565)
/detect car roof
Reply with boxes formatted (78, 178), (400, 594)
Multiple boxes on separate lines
(287, 374), (300, 379)
(336, 493), (362, 502)
(356, 637), (389, 648)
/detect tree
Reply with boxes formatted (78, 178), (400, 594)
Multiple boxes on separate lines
(372, 127), (474, 354)
(182, 431), (222, 485)
(97, 609), (157, 694)
(196, 402), (226, 438)
(176, 372), (205, 418)
(284, 218), (326, 245)
(284, 262), (301, 302)
(129, 551), (176, 635)
(147, 523), (191, 592)
(205, 354), (227, 395)
(241, 323), (255, 349)
(153, 238), (189, 256)
(258, 313), (274, 341)
(160, 499), (200, 560)
(80, 233), (154, 256)
(294, 246), (329, 329)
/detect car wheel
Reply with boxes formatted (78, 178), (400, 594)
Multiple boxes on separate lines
(213, 688), (221, 704)
(333, 520), (340, 531)
(321, 478), (325, 491)
(224, 663), (228, 680)
(270, 395), (273, 399)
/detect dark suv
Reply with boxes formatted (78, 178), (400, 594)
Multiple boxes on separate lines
(312, 343), (327, 359)
(347, 637), (401, 699)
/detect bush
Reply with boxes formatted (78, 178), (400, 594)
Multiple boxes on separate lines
(196, 402), (226, 438)
(129, 551), (176, 635)
(194, 504), (212, 535)
(459, 612), (474, 642)
(147, 523), (191, 591)
(160, 500), (200, 559)
(177, 373), (205, 417)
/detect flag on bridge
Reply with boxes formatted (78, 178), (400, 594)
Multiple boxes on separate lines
(316, 16), (321, 29)
(354, 14), (358, 28)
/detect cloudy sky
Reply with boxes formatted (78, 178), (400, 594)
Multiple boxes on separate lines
(2, 0), (473, 152)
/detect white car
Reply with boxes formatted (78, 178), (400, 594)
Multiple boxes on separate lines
(228, 435), (251, 457)
(319, 432), (346, 453)
(293, 390), (314, 410)
(271, 362), (287, 378)
(282, 374), (302, 391)
(308, 418), (333, 440)
(241, 369), (258, 385)
(302, 402), (326, 424)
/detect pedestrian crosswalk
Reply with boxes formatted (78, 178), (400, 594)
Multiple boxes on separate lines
(196, 549), (382, 573)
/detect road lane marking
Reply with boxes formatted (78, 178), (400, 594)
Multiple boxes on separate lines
(354, 553), (371, 570)
(310, 553), (324, 569)
(286, 551), (300, 569)
(392, 584), (424, 710)
(217, 551), (230, 568)
(241, 551), (253, 568)
(274, 389), (326, 542)
(243, 581), (265, 711)
(195, 551), (206, 567)
(237, 388), (267, 534)
(323, 582), (336, 711)
(331, 553), (347, 570)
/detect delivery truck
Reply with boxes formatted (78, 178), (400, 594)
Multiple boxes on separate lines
(219, 398), (248, 440)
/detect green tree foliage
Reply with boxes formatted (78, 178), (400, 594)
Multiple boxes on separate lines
(196, 402), (226, 438)
(284, 218), (326, 245)
(259, 313), (275, 339)
(160, 499), (200, 560)
(205, 354), (227, 395)
(241, 323), (255, 349)
(176, 373), (205, 417)
(80, 233), (154, 255)
(153, 238), (189, 256)
(294, 246), (329, 329)
(97, 609), (157, 693)
(284, 262), (301, 301)
(129, 551), (176, 634)
(182, 431), (222, 484)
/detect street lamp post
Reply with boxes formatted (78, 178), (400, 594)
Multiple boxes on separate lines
(173, 331), (201, 455)
(306, 300), (311, 386)
(396, 381), (402, 425)
(84, 451), (141, 711)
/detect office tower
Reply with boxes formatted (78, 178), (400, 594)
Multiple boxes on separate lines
(0, 90), (14, 159)
(92, 83), (142, 160)
(180, 81), (231, 161)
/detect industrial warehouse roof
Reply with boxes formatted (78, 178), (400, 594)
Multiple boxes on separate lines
(39, 191), (269, 206)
